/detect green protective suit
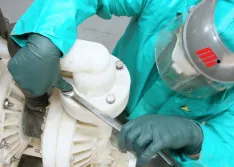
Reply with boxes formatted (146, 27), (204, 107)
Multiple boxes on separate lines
(11, 0), (234, 166)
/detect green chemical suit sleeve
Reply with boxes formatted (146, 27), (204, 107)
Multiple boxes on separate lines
(172, 106), (234, 167)
(10, 0), (145, 55)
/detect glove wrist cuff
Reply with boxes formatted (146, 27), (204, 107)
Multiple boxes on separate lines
(182, 121), (203, 155)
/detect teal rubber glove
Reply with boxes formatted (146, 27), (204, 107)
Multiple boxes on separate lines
(8, 33), (72, 96)
(119, 115), (203, 166)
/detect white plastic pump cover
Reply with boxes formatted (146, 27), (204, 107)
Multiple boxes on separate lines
(42, 39), (132, 167)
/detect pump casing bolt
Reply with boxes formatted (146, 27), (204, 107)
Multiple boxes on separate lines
(106, 94), (115, 104)
(3, 99), (14, 109)
(115, 61), (124, 70)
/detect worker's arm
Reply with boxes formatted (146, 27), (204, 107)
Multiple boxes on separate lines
(10, 0), (147, 55)
(172, 106), (234, 167)
(96, 0), (146, 18)
(8, 0), (146, 96)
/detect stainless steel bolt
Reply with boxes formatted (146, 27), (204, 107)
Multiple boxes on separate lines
(70, 155), (75, 163)
(3, 99), (14, 109)
(0, 139), (10, 148)
(10, 157), (20, 164)
(106, 94), (115, 104)
(115, 60), (124, 70)
(41, 123), (45, 130)
(0, 139), (6, 149)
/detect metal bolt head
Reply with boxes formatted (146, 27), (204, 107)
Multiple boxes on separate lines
(0, 139), (6, 149)
(70, 155), (75, 163)
(106, 94), (115, 104)
(10, 157), (20, 164)
(115, 60), (124, 70)
(10, 157), (15, 164)
(3, 99), (14, 109)
(0, 139), (10, 148)
(41, 123), (45, 130)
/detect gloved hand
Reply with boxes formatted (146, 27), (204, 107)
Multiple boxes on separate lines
(119, 115), (203, 166)
(8, 33), (72, 96)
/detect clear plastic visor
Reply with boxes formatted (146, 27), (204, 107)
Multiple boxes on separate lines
(155, 13), (232, 98)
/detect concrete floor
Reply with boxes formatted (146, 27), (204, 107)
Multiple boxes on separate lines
(0, 1), (176, 167)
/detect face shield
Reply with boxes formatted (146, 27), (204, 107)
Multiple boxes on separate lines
(155, 0), (234, 98)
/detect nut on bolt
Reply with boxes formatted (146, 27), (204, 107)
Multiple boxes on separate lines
(115, 60), (124, 70)
(0, 140), (10, 148)
(106, 94), (115, 104)
(3, 99), (14, 109)
(10, 157), (20, 164)
(41, 123), (45, 130)
(70, 155), (75, 163)
(0, 139), (6, 148)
